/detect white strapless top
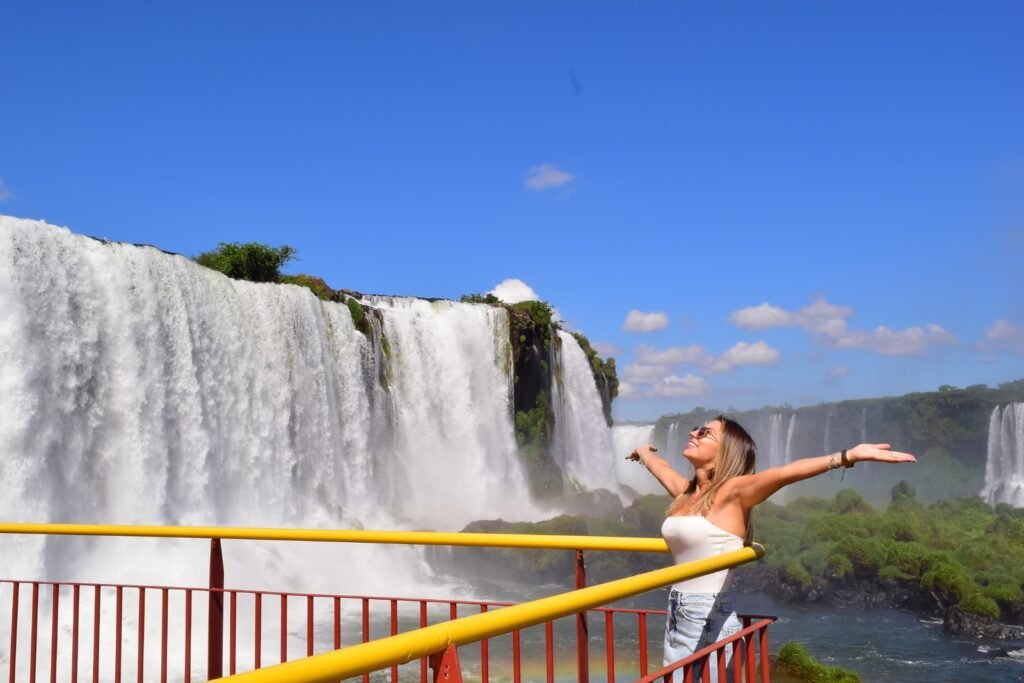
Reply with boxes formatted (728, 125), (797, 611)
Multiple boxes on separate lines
(661, 516), (744, 593)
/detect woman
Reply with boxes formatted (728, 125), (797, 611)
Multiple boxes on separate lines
(628, 415), (916, 682)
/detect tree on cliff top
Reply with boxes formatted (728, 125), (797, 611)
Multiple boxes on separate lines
(195, 242), (297, 282)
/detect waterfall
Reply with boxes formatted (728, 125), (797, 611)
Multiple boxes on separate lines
(766, 414), (784, 469)
(611, 424), (664, 496)
(551, 330), (618, 494)
(362, 295), (537, 526)
(981, 403), (1024, 507)
(785, 414), (797, 464)
(823, 409), (833, 453)
(0, 217), (546, 595)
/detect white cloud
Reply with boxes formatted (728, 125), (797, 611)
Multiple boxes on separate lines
(832, 323), (956, 356)
(0, 179), (11, 202)
(489, 278), (539, 303)
(621, 363), (673, 385)
(825, 366), (850, 385)
(703, 341), (780, 374)
(728, 297), (955, 356)
(617, 381), (638, 398)
(623, 310), (669, 333)
(591, 341), (622, 357)
(525, 164), (574, 191)
(728, 303), (793, 330)
(635, 344), (704, 365)
(651, 375), (708, 398)
(980, 319), (1024, 353)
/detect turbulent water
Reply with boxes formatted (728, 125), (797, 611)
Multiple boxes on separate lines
(0, 217), (557, 593)
(982, 403), (1024, 507)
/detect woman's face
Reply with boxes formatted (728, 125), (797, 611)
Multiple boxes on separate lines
(683, 420), (722, 469)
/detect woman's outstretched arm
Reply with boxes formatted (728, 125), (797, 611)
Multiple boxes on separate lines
(729, 443), (917, 509)
(626, 445), (691, 497)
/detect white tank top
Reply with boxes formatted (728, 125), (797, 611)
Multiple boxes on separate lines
(661, 516), (744, 593)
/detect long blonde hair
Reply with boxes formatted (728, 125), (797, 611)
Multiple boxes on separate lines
(666, 415), (757, 531)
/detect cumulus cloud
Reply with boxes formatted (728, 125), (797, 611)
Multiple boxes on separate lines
(591, 341), (622, 357)
(617, 381), (637, 398)
(623, 310), (669, 333)
(825, 366), (850, 385)
(621, 363), (674, 385)
(651, 375), (708, 398)
(703, 341), (781, 374)
(0, 179), (11, 202)
(728, 297), (955, 356)
(489, 278), (539, 303)
(635, 344), (704, 365)
(525, 164), (574, 191)
(979, 319), (1024, 353)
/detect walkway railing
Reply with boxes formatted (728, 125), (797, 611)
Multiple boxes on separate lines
(0, 523), (770, 682)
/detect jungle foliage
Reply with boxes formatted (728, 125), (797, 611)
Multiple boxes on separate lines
(195, 242), (297, 282)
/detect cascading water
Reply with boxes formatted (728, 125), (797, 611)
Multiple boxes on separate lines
(981, 403), (1024, 507)
(550, 331), (619, 495)
(0, 216), (562, 677)
(611, 423), (664, 496)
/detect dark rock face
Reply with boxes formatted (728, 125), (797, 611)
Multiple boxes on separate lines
(944, 606), (1024, 640)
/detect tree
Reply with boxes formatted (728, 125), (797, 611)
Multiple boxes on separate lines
(195, 242), (297, 282)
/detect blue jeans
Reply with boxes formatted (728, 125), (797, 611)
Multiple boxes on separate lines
(663, 590), (741, 683)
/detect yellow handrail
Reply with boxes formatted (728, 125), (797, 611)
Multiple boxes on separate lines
(0, 523), (670, 553)
(214, 544), (765, 683)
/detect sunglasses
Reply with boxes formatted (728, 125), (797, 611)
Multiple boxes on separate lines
(692, 426), (718, 442)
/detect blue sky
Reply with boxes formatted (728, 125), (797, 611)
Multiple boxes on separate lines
(2, 2), (1022, 420)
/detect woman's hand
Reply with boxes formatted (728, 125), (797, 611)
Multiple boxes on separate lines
(846, 443), (917, 465)
(627, 444), (658, 463)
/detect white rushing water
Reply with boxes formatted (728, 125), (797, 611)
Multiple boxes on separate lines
(981, 403), (1024, 507)
(611, 424), (666, 496)
(550, 330), (619, 495)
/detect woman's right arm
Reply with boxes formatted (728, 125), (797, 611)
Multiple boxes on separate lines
(626, 445), (690, 497)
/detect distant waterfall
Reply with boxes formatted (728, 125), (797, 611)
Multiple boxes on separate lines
(551, 331), (618, 494)
(981, 403), (1024, 507)
(611, 423), (664, 496)
(0, 217), (542, 592)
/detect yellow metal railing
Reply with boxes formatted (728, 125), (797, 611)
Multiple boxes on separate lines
(0, 523), (670, 553)
(213, 544), (765, 683)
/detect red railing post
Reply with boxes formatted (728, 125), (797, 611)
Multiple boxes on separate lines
(575, 549), (589, 683)
(207, 539), (224, 680)
(429, 644), (463, 683)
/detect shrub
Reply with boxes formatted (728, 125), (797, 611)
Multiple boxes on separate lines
(195, 242), (297, 282)
(775, 641), (860, 682)
(960, 592), (1000, 620)
(279, 274), (337, 300)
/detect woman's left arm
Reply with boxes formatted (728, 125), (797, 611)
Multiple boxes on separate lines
(730, 443), (917, 509)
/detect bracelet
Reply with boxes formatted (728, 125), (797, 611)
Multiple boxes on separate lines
(840, 449), (854, 468)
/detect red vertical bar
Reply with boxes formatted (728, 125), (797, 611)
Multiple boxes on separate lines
(254, 593), (262, 670)
(512, 630), (521, 683)
(759, 627), (769, 683)
(184, 590), (192, 683)
(280, 595), (287, 664)
(575, 550), (589, 683)
(449, 603), (457, 621)
(229, 592), (237, 675)
(29, 582), (39, 683)
(91, 586), (100, 683)
(732, 638), (742, 683)
(715, 644), (726, 683)
(115, 586), (123, 683)
(160, 588), (169, 683)
(71, 585), (79, 683)
(419, 602), (428, 683)
(9, 582), (20, 683)
(479, 605), (488, 683)
(333, 597), (341, 651)
(207, 539), (224, 681)
(306, 596), (314, 658)
(544, 620), (554, 683)
(638, 613), (648, 677)
(604, 612), (614, 683)
(136, 587), (145, 683)
(389, 600), (398, 683)
(49, 584), (60, 683)
(743, 618), (754, 683)
(361, 599), (369, 683)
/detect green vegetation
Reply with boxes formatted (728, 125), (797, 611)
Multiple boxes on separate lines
(195, 242), (297, 282)
(742, 484), (1024, 621)
(278, 274), (337, 300)
(774, 642), (860, 682)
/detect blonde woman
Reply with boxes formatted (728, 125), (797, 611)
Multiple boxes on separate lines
(629, 415), (916, 682)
